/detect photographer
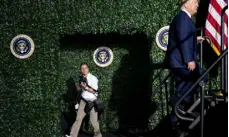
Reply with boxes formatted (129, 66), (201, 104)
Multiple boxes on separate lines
(68, 63), (102, 137)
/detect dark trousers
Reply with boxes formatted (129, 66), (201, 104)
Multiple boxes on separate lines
(170, 64), (208, 125)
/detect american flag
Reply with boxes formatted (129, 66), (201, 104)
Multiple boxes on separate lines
(205, 0), (228, 56)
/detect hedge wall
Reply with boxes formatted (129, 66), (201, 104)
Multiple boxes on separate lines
(0, 0), (215, 136)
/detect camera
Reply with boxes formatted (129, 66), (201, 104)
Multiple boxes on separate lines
(79, 75), (87, 84)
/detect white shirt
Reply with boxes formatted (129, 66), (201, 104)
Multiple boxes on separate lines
(81, 73), (98, 102)
(181, 7), (191, 18)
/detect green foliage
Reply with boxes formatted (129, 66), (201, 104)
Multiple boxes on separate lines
(59, 47), (130, 131)
(0, 0), (181, 136)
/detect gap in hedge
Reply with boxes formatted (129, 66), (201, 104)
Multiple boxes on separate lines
(59, 32), (157, 133)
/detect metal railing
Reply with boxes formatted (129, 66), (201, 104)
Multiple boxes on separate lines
(174, 48), (228, 137)
(174, 49), (228, 121)
(152, 72), (173, 97)
(152, 72), (173, 116)
(175, 5), (228, 137)
(198, 35), (212, 68)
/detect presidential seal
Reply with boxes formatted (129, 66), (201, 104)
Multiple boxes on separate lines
(156, 26), (169, 51)
(10, 34), (35, 59)
(93, 47), (113, 67)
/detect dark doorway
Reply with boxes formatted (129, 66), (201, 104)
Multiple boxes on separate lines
(59, 32), (156, 135)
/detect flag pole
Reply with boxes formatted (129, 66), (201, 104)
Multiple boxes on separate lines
(221, 5), (228, 97)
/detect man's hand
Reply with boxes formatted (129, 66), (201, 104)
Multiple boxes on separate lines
(80, 82), (87, 88)
(187, 61), (196, 71)
(80, 82), (96, 94)
(197, 36), (204, 41)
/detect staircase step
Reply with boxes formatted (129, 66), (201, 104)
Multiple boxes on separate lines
(179, 132), (188, 137)
(188, 110), (207, 130)
(187, 97), (212, 113)
(187, 98), (200, 113)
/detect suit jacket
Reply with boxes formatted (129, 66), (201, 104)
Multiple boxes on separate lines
(165, 10), (197, 69)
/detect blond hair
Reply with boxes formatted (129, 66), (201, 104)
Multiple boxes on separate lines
(180, 0), (189, 6)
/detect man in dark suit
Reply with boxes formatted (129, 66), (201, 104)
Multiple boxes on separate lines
(164, 0), (208, 129)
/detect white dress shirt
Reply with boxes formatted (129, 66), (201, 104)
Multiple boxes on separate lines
(181, 7), (191, 18)
(81, 73), (98, 102)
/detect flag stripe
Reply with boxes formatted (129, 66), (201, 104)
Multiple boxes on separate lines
(205, 0), (228, 54)
(217, 0), (228, 9)
(205, 29), (221, 50)
(205, 29), (227, 52)
(208, 4), (228, 37)
(216, 0), (228, 24)
(206, 20), (226, 48)
(208, 12), (228, 43)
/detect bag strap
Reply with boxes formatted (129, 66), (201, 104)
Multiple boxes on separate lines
(86, 84), (100, 98)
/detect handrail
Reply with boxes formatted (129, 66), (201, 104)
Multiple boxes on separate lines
(175, 49), (228, 121)
(198, 35), (213, 68)
(198, 34), (213, 137)
(221, 5), (228, 96)
(152, 72), (172, 97)
(200, 28), (204, 68)
(152, 72), (173, 116)
(197, 36), (212, 45)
